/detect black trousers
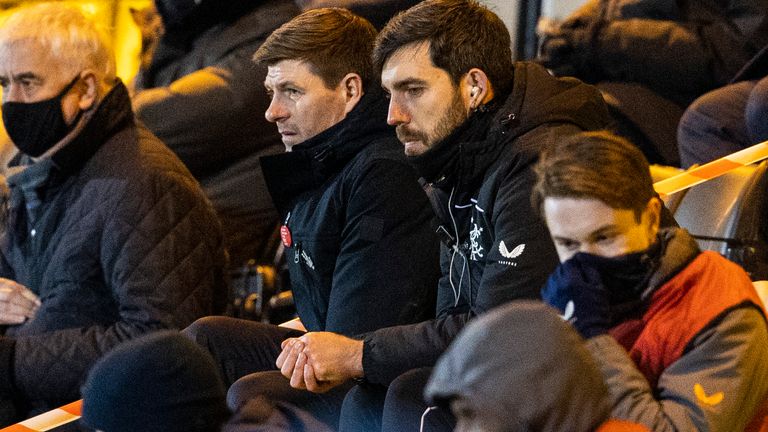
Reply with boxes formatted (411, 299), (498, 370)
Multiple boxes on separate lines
(183, 316), (350, 429)
(339, 368), (456, 432)
(184, 318), (456, 431)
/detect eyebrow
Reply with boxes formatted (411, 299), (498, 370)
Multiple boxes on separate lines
(265, 79), (302, 91)
(389, 78), (428, 91)
(552, 225), (619, 243)
(12, 72), (41, 81)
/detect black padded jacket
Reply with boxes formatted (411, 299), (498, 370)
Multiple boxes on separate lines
(0, 82), (228, 414)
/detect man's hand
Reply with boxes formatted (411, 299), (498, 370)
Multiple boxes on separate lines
(276, 332), (363, 393)
(0, 278), (40, 324)
(541, 256), (611, 339)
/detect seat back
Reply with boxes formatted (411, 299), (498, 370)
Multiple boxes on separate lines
(672, 161), (768, 279)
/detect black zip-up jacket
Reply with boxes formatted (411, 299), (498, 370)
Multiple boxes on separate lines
(360, 62), (611, 385)
(260, 93), (440, 335)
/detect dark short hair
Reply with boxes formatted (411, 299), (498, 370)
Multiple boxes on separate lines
(253, 8), (377, 89)
(373, 0), (514, 97)
(532, 131), (655, 221)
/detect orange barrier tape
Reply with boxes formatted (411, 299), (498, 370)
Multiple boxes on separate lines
(0, 400), (81, 432)
(654, 140), (768, 197)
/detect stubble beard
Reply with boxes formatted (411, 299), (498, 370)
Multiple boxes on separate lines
(397, 89), (468, 156)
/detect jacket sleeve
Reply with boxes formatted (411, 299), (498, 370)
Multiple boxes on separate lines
(9, 167), (227, 403)
(593, 18), (755, 94)
(585, 0), (767, 95)
(133, 54), (278, 178)
(361, 162), (559, 386)
(585, 306), (768, 432)
(324, 158), (440, 335)
(470, 162), (559, 315)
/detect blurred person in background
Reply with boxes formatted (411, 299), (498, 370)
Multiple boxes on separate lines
(133, 0), (300, 269)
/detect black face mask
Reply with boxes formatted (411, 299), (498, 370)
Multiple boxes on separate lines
(2, 75), (82, 157)
(572, 240), (661, 322)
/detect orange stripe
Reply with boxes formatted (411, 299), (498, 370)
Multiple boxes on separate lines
(654, 173), (703, 196)
(59, 400), (82, 417)
(688, 159), (742, 180)
(0, 424), (38, 432)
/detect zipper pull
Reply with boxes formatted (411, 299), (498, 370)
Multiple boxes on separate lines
(294, 242), (300, 264)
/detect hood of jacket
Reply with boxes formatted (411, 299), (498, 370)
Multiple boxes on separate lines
(425, 300), (612, 432)
(260, 91), (395, 214)
(411, 61), (610, 188)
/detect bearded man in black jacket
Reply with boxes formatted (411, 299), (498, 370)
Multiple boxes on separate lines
(183, 8), (440, 429)
(274, 1), (612, 431)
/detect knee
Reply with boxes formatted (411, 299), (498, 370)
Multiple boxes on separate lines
(386, 368), (430, 405)
(227, 375), (254, 410)
(182, 315), (232, 344)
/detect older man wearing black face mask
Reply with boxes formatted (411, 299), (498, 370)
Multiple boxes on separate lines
(0, 3), (227, 424)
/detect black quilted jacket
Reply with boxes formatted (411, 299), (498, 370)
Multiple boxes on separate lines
(0, 82), (228, 415)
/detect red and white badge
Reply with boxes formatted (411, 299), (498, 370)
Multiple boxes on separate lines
(280, 225), (292, 248)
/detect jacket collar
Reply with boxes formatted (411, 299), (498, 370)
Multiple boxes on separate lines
(260, 91), (393, 214)
(412, 62), (610, 190)
(5, 80), (134, 243)
(8, 80), (134, 177)
(644, 228), (701, 299)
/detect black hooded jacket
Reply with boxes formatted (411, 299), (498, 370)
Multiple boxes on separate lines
(360, 62), (611, 385)
(260, 93), (440, 335)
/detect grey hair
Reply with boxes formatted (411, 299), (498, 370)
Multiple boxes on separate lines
(0, 3), (116, 85)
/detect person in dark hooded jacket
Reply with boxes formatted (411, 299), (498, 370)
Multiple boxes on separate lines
(133, 0), (299, 268)
(425, 301), (649, 432)
(538, 0), (768, 166)
(273, 1), (611, 430)
(184, 8), (440, 429)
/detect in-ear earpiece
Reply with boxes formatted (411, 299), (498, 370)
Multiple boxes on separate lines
(470, 87), (478, 98)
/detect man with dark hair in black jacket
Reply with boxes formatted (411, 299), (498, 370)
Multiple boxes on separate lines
(183, 8), (440, 429)
(274, 1), (611, 430)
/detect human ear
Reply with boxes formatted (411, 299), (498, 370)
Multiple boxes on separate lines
(340, 73), (363, 116)
(76, 70), (99, 111)
(464, 68), (493, 110)
(644, 197), (662, 238)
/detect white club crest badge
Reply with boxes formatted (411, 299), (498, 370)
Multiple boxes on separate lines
(469, 217), (484, 261)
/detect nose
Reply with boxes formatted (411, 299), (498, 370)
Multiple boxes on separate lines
(578, 242), (599, 256)
(265, 96), (287, 123)
(386, 97), (409, 126)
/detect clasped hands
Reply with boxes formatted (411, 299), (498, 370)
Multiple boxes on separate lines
(0, 277), (39, 325)
(275, 332), (364, 393)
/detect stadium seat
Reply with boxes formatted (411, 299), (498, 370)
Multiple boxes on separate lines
(668, 160), (768, 279)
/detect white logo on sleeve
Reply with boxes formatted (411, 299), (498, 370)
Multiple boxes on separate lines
(499, 241), (525, 259)
(497, 241), (525, 266)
